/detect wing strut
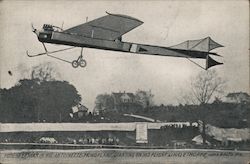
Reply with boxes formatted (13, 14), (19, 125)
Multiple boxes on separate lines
(185, 57), (206, 70)
(26, 43), (75, 64)
(26, 43), (87, 68)
(47, 54), (71, 64)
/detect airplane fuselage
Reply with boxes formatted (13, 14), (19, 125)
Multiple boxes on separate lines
(37, 30), (208, 59)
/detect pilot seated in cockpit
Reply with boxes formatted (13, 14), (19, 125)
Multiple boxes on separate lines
(43, 24), (54, 31)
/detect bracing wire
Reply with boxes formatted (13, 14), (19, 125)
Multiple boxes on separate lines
(185, 57), (206, 70)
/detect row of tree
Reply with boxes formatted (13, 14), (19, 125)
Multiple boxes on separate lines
(0, 63), (81, 122)
(94, 90), (154, 114)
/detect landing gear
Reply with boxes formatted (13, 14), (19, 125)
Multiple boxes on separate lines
(72, 59), (87, 68)
(71, 48), (87, 68)
(27, 43), (87, 68)
(79, 58), (87, 67)
(72, 60), (79, 68)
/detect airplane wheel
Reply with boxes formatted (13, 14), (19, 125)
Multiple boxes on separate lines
(72, 60), (79, 68)
(79, 59), (87, 68)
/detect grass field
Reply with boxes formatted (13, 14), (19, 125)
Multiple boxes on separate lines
(1, 149), (249, 164)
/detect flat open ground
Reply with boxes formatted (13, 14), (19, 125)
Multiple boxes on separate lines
(1, 149), (249, 164)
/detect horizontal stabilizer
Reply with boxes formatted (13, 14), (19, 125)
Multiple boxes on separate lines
(208, 52), (222, 57)
(206, 55), (223, 70)
(170, 37), (223, 52)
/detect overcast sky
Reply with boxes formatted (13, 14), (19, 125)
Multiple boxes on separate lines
(0, 0), (249, 109)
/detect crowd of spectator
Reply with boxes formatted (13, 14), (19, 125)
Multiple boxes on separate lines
(62, 136), (120, 145)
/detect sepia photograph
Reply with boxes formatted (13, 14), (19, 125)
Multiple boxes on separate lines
(0, 0), (249, 163)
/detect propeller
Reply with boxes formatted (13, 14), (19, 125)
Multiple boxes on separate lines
(31, 23), (35, 32)
(31, 23), (39, 36)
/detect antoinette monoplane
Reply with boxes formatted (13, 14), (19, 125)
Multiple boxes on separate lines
(27, 12), (223, 69)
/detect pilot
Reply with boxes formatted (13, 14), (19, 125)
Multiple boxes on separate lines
(43, 24), (53, 31)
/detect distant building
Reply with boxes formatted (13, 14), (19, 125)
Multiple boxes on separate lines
(112, 90), (154, 108)
(112, 91), (135, 104)
(225, 92), (250, 103)
(72, 103), (88, 118)
(135, 90), (154, 108)
(112, 91), (136, 109)
(94, 90), (154, 114)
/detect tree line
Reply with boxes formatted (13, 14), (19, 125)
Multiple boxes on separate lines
(0, 63), (81, 123)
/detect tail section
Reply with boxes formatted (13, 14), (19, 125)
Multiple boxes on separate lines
(206, 55), (223, 70)
(170, 37), (224, 70)
(170, 37), (223, 52)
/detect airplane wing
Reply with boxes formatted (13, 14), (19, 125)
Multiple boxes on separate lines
(63, 12), (143, 41)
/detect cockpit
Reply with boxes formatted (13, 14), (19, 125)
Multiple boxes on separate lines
(43, 24), (54, 31)
(42, 24), (63, 32)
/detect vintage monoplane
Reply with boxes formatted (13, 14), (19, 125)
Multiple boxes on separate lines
(27, 12), (223, 69)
